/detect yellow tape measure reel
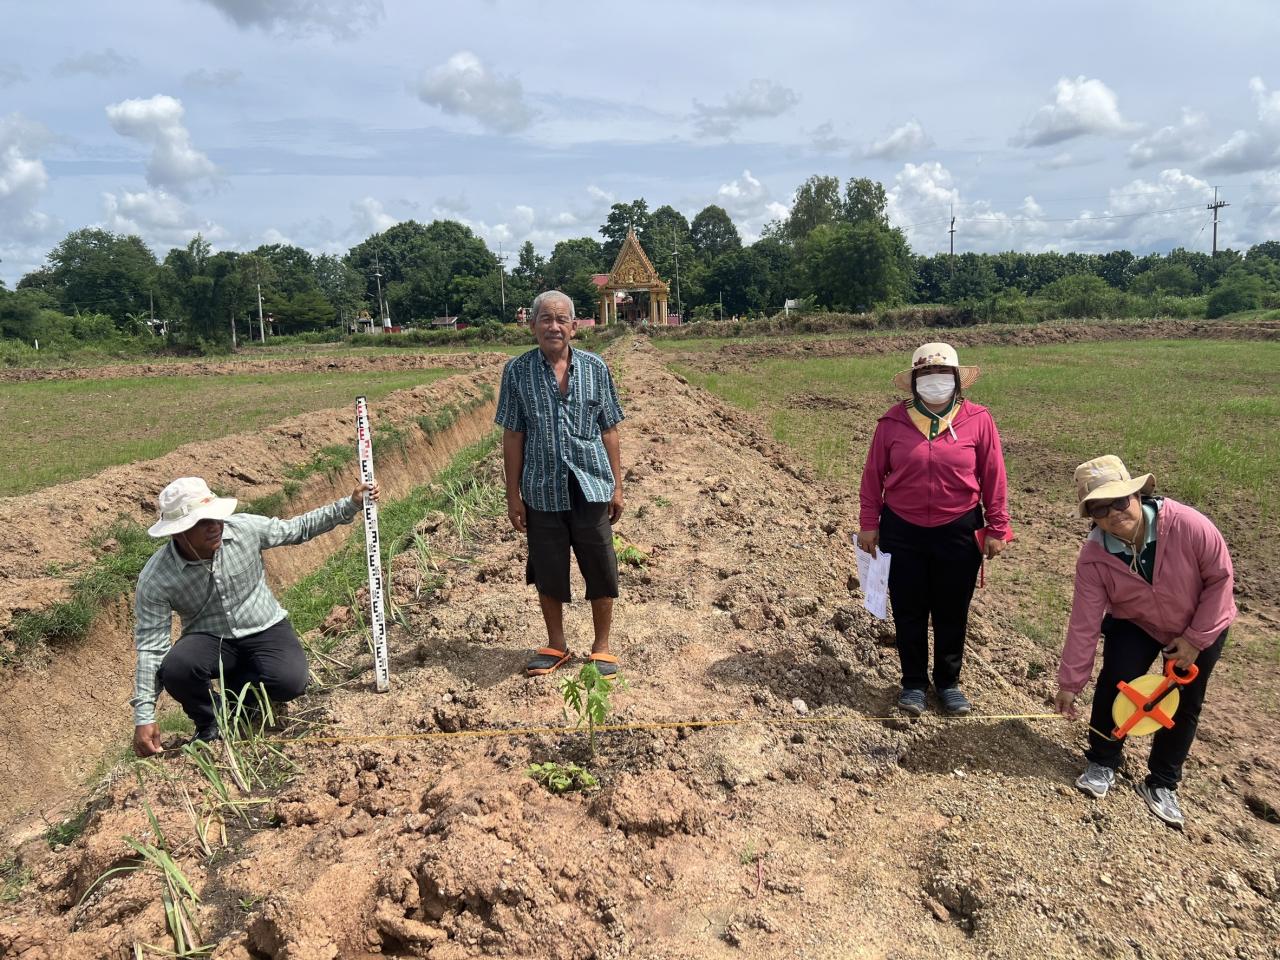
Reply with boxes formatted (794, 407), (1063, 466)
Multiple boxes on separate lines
(1110, 660), (1199, 740)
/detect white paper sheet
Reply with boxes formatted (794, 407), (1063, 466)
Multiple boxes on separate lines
(855, 546), (892, 620)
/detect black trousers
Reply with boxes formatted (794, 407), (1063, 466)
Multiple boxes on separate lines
(525, 474), (619, 604)
(1085, 616), (1226, 790)
(157, 619), (309, 730)
(879, 505), (983, 691)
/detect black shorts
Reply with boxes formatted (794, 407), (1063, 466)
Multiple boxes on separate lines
(525, 475), (619, 603)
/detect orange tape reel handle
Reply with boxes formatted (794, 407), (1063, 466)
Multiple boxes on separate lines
(1164, 659), (1199, 685)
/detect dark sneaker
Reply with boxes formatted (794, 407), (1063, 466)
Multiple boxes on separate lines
(1136, 781), (1186, 829)
(938, 687), (972, 716)
(1075, 762), (1115, 799)
(193, 724), (222, 745)
(897, 688), (927, 717)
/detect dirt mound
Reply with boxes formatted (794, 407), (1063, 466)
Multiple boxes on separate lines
(0, 351), (498, 383)
(2, 338), (1277, 959)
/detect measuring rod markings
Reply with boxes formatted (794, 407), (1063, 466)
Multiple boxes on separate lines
(355, 396), (390, 692)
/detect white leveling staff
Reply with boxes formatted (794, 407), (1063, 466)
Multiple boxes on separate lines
(355, 395), (390, 692)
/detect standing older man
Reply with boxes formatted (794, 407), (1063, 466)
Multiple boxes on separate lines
(496, 289), (625, 677)
(131, 475), (378, 756)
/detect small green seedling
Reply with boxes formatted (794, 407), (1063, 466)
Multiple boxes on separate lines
(612, 534), (648, 568)
(558, 662), (625, 757)
(526, 762), (599, 794)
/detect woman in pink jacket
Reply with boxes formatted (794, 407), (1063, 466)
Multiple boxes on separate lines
(858, 343), (1012, 718)
(1054, 455), (1235, 829)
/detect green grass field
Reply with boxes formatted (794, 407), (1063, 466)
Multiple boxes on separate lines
(674, 339), (1279, 516)
(0, 367), (456, 496)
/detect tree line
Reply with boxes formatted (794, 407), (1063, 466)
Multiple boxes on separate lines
(3, 173), (1279, 358)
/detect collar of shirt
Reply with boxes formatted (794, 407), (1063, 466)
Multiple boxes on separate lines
(537, 345), (575, 397)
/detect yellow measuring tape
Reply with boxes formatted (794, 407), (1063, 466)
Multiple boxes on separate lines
(245, 709), (1113, 749)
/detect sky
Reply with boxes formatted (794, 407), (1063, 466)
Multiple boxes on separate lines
(2, 0), (1280, 286)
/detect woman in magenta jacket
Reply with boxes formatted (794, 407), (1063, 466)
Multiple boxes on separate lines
(857, 343), (1012, 718)
(1054, 455), (1235, 829)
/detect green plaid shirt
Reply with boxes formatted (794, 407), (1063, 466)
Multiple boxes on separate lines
(131, 498), (358, 724)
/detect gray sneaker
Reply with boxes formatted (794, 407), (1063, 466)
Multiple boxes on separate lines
(1136, 781), (1186, 829)
(938, 687), (972, 716)
(897, 688), (927, 717)
(1075, 762), (1115, 799)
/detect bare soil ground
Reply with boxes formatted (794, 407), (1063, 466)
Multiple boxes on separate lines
(0, 352), (496, 383)
(1, 337), (1277, 959)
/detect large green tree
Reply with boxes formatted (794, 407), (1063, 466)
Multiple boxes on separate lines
(689, 205), (741, 263)
(801, 221), (911, 311)
(46, 228), (159, 325)
(543, 237), (606, 316)
(600, 200), (651, 264)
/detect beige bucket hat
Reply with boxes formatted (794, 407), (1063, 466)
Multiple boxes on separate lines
(892, 342), (981, 393)
(147, 477), (237, 537)
(1073, 455), (1155, 518)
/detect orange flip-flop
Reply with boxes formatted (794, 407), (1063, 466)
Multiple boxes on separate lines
(588, 651), (619, 679)
(526, 647), (573, 677)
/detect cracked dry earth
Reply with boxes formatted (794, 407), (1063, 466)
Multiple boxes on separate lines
(3, 338), (1278, 960)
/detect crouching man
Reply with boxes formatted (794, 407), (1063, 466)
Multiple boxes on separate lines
(131, 475), (378, 756)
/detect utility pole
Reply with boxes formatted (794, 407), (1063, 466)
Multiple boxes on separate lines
(255, 260), (266, 342)
(671, 226), (682, 322)
(497, 241), (507, 322)
(373, 254), (388, 332)
(948, 204), (956, 277)
(718, 290), (723, 321)
(1207, 187), (1229, 256)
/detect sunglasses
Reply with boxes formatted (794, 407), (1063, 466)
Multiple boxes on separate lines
(1086, 495), (1132, 520)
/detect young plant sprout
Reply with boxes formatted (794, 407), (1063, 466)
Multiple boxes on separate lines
(558, 661), (625, 757)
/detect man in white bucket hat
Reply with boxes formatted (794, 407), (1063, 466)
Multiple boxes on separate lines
(131, 474), (378, 757)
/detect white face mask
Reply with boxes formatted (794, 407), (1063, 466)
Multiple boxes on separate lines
(915, 373), (956, 405)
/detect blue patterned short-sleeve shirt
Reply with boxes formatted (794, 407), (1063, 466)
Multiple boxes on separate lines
(494, 346), (624, 512)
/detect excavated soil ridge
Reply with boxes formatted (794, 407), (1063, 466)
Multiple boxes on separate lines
(0, 360), (503, 820)
(0, 351), (498, 382)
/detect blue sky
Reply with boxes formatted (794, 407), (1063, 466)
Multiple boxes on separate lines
(2, 0), (1279, 285)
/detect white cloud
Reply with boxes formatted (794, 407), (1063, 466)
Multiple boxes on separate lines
(1200, 130), (1276, 175)
(692, 79), (799, 138)
(716, 169), (768, 218)
(1250, 76), (1280, 126)
(1200, 77), (1280, 174)
(885, 160), (1216, 254)
(52, 48), (138, 78)
(351, 196), (398, 236)
(864, 120), (933, 159)
(415, 51), (533, 134)
(0, 64), (25, 88)
(194, 0), (384, 37)
(260, 226), (293, 246)
(1014, 76), (1135, 147)
(0, 114), (53, 239)
(1128, 108), (1207, 167)
(184, 67), (244, 89)
(106, 95), (218, 197)
(810, 121), (846, 153)
(101, 188), (226, 250)
(1037, 151), (1089, 170)
(432, 192), (470, 215)
(586, 184), (614, 206)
